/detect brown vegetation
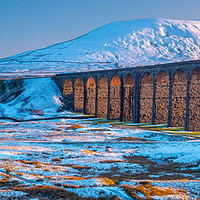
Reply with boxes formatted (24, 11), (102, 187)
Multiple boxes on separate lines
(52, 158), (62, 162)
(13, 185), (120, 200)
(31, 110), (45, 116)
(68, 124), (84, 130)
(63, 183), (79, 188)
(0, 177), (19, 187)
(100, 160), (125, 163)
(117, 137), (147, 141)
(71, 165), (91, 170)
(121, 182), (187, 199)
(14, 185), (81, 199)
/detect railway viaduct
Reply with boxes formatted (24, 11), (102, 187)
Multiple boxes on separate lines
(54, 60), (200, 132)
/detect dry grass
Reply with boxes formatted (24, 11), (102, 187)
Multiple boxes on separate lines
(13, 185), (120, 200)
(100, 178), (115, 186)
(0, 177), (19, 187)
(121, 182), (188, 199)
(87, 128), (108, 132)
(0, 177), (10, 187)
(117, 137), (147, 141)
(71, 165), (91, 170)
(63, 183), (79, 188)
(80, 149), (97, 155)
(1, 163), (14, 173)
(20, 160), (43, 168)
(68, 124), (84, 130)
(52, 158), (62, 162)
(61, 176), (86, 181)
(14, 185), (81, 199)
(31, 109), (45, 116)
(100, 160), (125, 163)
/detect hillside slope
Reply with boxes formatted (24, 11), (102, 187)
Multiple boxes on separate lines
(1, 18), (200, 77)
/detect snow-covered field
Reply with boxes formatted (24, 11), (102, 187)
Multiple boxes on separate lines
(0, 117), (199, 199)
(0, 75), (199, 199)
(1, 19), (200, 78)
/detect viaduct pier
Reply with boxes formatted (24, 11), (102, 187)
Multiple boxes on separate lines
(55, 60), (200, 132)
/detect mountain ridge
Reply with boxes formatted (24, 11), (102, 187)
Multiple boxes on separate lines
(1, 18), (200, 77)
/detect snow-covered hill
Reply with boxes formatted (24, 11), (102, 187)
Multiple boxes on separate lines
(1, 18), (200, 78)
(0, 78), (62, 119)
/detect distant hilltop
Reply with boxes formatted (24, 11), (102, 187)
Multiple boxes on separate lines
(1, 18), (200, 77)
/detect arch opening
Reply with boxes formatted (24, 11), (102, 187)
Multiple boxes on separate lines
(189, 67), (200, 131)
(140, 72), (153, 123)
(123, 74), (135, 122)
(74, 78), (84, 113)
(171, 69), (187, 127)
(85, 77), (96, 115)
(109, 75), (121, 120)
(155, 70), (169, 124)
(97, 76), (108, 118)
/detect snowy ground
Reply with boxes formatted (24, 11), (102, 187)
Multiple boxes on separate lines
(0, 116), (199, 199)
(0, 77), (199, 199)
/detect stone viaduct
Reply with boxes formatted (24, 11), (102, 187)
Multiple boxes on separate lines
(54, 60), (200, 132)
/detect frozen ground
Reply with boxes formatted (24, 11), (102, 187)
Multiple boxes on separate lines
(0, 77), (199, 199)
(1, 19), (200, 78)
(0, 116), (199, 199)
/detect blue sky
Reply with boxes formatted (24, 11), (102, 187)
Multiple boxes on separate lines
(0, 0), (200, 59)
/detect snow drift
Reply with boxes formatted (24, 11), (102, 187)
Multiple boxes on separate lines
(1, 18), (200, 77)
(0, 78), (62, 119)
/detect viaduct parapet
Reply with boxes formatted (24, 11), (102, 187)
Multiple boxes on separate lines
(54, 60), (200, 132)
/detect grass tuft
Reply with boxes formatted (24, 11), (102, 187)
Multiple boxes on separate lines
(121, 183), (188, 199)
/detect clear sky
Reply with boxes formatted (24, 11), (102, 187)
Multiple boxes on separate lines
(0, 0), (200, 59)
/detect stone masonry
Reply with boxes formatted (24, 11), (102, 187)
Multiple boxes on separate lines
(97, 76), (108, 118)
(189, 67), (200, 131)
(171, 69), (187, 127)
(55, 59), (200, 131)
(74, 78), (84, 113)
(140, 72), (153, 123)
(155, 71), (169, 125)
(123, 74), (135, 122)
(85, 77), (96, 115)
(109, 75), (121, 120)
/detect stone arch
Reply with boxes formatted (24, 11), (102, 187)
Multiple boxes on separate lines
(109, 75), (121, 120)
(155, 70), (169, 124)
(189, 67), (200, 131)
(123, 73), (135, 121)
(74, 77), (84, 113)
(62, 78), (73, 110)
(97, 76), (108, 118)
(140, 72), (153, 123)
(63, 78), (73, 96)
(85, 77), (96, 115)
(171, 69), (187, 127)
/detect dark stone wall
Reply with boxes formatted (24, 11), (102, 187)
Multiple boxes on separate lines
(74, 78), (84, 113)
(109, 75), (121, 120)
(140, 72), (153, 123)
(155, 71), (169, 124)
(97, 76), (108, 118)
(123, 74), (135, 122)
(85, 77), (96, 115)
(189, 67), (200, 131)
(171, 69), (187, 127)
